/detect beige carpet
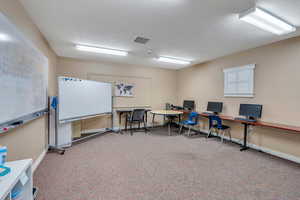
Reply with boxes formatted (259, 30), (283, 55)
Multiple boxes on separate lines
(34, 128), (300, 200)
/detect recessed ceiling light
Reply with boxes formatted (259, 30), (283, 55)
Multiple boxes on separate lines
(239, 7), (296, 35)
(0, 33), (11, 41)
(76, 45), (128, 56)
(157, 56), (191, 65)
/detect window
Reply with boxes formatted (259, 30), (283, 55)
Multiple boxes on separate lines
(223, 64), (255, 97)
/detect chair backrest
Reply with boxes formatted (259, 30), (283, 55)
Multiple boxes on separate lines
(188, 112), (199, 123)
(209, 115), (222, 129)
(131, 109), (146, 121)
(166, 103), (172, 110)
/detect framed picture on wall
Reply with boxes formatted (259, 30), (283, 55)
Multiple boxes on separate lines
(115, 82), (134, 97)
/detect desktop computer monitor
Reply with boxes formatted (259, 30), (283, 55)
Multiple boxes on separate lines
(207, 102), (223, 114)
(183, 100), (195, 110)
(239, 104), (263, 119)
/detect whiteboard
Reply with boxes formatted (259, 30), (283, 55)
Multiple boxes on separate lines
(0, 13), (48, 125)
(58, 77), (112, 122)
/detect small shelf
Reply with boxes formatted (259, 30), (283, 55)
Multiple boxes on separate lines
(0, 159), (33, 200)
(4, 194), (10, 200)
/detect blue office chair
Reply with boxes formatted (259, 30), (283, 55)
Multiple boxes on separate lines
(179, 112), (199, 136)
(207, 115), (231, 143)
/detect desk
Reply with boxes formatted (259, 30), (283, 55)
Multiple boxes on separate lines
(150, 110), (183, 136)
(200, 113), (300, 151)
(116, 109), (151, 133)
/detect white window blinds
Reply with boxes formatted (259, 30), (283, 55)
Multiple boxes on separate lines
(223, 64), (255, 97)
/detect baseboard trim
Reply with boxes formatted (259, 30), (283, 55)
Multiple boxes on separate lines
(247, 142), (300, 164)
(187, 127), (300, 165)
(33, 149), (47, 173)
(81, 128), (107, 134)
(79, 124), (300, 164)
(73, 130), (111, 144)
(112, 124), (164, 132)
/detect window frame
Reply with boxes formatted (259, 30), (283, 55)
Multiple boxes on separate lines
(223, 64), (256, 98)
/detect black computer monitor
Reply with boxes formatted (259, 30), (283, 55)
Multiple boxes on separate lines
(183, 100), (195, 110)
(207, 102), (223, 114)
(239, 104), (263, 119)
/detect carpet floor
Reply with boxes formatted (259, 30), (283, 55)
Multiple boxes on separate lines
(34, 128), (300, 200)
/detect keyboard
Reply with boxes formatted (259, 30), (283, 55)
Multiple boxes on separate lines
(234, 117), (257, 122)
(202, 112), (214, 115)
(173, 106), (184, 110)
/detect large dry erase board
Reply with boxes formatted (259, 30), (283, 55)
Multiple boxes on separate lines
(0, 13), (48, 126)
(58, 77), (112, 122)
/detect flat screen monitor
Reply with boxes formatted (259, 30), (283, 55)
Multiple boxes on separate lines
(183, 100), (195, 110)
(239, 104), (263, 119)
(207, 102), (223, 113)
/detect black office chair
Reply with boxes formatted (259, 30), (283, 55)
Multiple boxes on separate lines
(126, 109), (147, 136)
(165, 103), (179, 128)
(166, 103), (172, 110)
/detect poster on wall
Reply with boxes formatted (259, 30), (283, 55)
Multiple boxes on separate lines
(115, 82), (134, 97)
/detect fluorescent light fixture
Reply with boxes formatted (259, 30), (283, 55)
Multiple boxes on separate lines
(76, 45), (128, 56)
(0, 33), (11, 41)
(239, 7), (296, 35)
(157, 56), (191, 65)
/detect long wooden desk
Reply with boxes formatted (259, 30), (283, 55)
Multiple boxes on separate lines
(200, 113), (300, 132)
(201, 112), (300, 151)
(174, 109), (300, 151)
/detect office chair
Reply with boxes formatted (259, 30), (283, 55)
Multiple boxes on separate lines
(166, 103), (172, 110)
(179, 112), (199, 136)
(126, 109), (147, 136)
(207, 115), (231, 143)
(165, 103), (179, 127)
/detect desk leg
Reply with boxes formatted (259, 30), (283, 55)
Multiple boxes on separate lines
(152, 114), (155, 128)
(118, 112), (122, 134)
(145, 112), (150, 131)
(145, 112), (148, 126)
(125, 113), (128, 132)
(179, 114), (182, 128)
(168, 117), (172, 136)
(240, 123), (249, 151)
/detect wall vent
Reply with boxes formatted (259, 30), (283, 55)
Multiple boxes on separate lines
(134, 36), (150, 44)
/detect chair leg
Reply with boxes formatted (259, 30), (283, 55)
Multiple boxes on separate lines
(130, 123), (133, 136)
(144, 121), (147, 133)
(125, 117), (128, 132)
(207, 128), (212, 138)
(228, 129), (232, 141)
(179, 124), (183, 134)
(207, 127), (216, 138)
(138, 122), (141, 130)
(221, 130), (225, 143)
(188, 126), (191, 136)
